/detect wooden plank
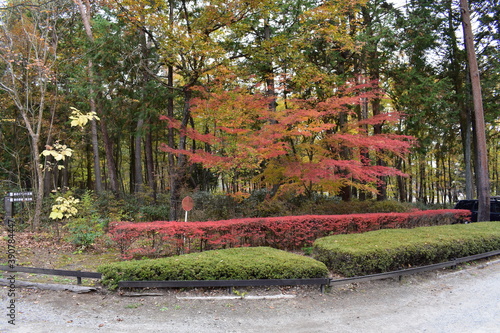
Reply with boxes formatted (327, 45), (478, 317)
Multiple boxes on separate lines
(0, 266), (101, 279)
(0, 279), (97, 293)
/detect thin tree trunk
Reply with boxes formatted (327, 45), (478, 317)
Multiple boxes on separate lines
(372, 98), (386, 201)
(32, 138), (44, 229)
(339, 110), (352, 202)
(358, 72), (369, 201)
(396, 157), (407, 202)
(264, 19), (277, 116)
(145, 126), (156, 200)
(75, 0), (103, 193)
(86, 143), (93, 189)
(460, 0), (490, 221)
(169, 92), (191, 221)
(129, 133), (135, 194)
(168, 0), (177, 221)
(134, 117), (144, 193)
(99, 116), (120, 194)
(90, 115), (102, 192)
(448, 0), (474, 200)
(461, 104), (474, 199)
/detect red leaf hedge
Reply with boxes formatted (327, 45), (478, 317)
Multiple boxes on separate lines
(108, 209), (471, 259)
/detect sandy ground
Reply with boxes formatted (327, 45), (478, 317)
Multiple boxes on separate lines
(1, 259), (499, 333)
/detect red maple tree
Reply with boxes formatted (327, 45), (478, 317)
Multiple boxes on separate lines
(160, 79), (416, 197)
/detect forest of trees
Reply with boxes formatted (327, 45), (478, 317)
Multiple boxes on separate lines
(0, 0), (498, 227)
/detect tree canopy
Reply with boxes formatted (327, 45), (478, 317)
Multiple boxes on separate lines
(0, 0), (498, 225)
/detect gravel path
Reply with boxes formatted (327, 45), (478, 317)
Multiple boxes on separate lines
(1, 259), (499, 333)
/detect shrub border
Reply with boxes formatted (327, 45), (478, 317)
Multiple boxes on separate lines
(109, 209), (471, 258)
(313, 222), (500, 276)
(2, 249), (497, 293)
(117, 249), (500, 292)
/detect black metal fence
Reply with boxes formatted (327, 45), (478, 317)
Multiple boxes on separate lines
(1, 249), (499, 292)
(0, 266), (101, 285)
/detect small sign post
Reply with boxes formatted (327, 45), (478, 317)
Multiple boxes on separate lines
(181, 196), (194, 222)
(4, 192), (33, 226)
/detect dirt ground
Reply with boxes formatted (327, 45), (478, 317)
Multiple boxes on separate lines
(1, 258), (499, 333)
(1, 232), (499, 332)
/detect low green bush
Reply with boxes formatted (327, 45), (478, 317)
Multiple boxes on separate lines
(313, 222), (500, 277)
(64, 191), (104, 249)
(98, 247), (329, 290)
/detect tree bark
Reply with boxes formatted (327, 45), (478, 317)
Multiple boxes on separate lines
(169, 90), (192, 221)
(446, 0), (474, 200)
(99, 116), (120, 194)
(460, 0), (490, 221)
(90, 115), (103, 192)
(134, 117), (144, 193)
(75, 0), (103, 193)
(372, 98), (387, 201)
(145, 126), (157, 200)
(264, 19), (277, 116)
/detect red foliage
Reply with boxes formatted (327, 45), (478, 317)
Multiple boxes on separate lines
(109, 209), (471, 259)
(160, 81), (417, 195)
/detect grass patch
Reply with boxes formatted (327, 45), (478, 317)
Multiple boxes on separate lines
(53, 252), (120, 271)
(313, 222), (500, 277)
(98, 247), (328, 290)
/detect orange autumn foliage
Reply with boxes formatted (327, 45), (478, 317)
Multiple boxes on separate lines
(160, 80), (416, 195)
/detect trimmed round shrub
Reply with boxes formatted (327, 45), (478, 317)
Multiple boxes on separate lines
(98, 247), (329, 290)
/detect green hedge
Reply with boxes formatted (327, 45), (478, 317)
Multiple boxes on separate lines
(313, 222), (500, 277)
(98, 247), (329, 290)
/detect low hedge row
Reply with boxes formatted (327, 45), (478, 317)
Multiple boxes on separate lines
(109, 209), (471, 258)
(313, 222), (500, 277)
(98, 247), (329, 290)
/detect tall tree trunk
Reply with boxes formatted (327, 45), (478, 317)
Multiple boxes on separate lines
(74, 0), (120, 195)
(170, 89), (192, 221)
(358, 72), (370, 201)
(145, 126), (157, 200)
(134, 14), (154, 195)
(129, 133), (135, 194)
(90, 114), (103, 192)
(339, 111), (352, 202)
(99, 116), (120, 194)
(408, 155), (413, 203)
(75, 0), (103, 193)
(32, 141), (44, 230)
(460, 101), (474, 199)
(167, 0), (177, 221)
(460, 0), (490, 221)
(134, 117), (144, 193)
(167, 71), (176, 220)
(86, 143), (93, 189)
(447, 0), (474, 200)
(264, 19), (277, 116)
(372, 98), (387, 201)
(396, 157), (407, 202)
